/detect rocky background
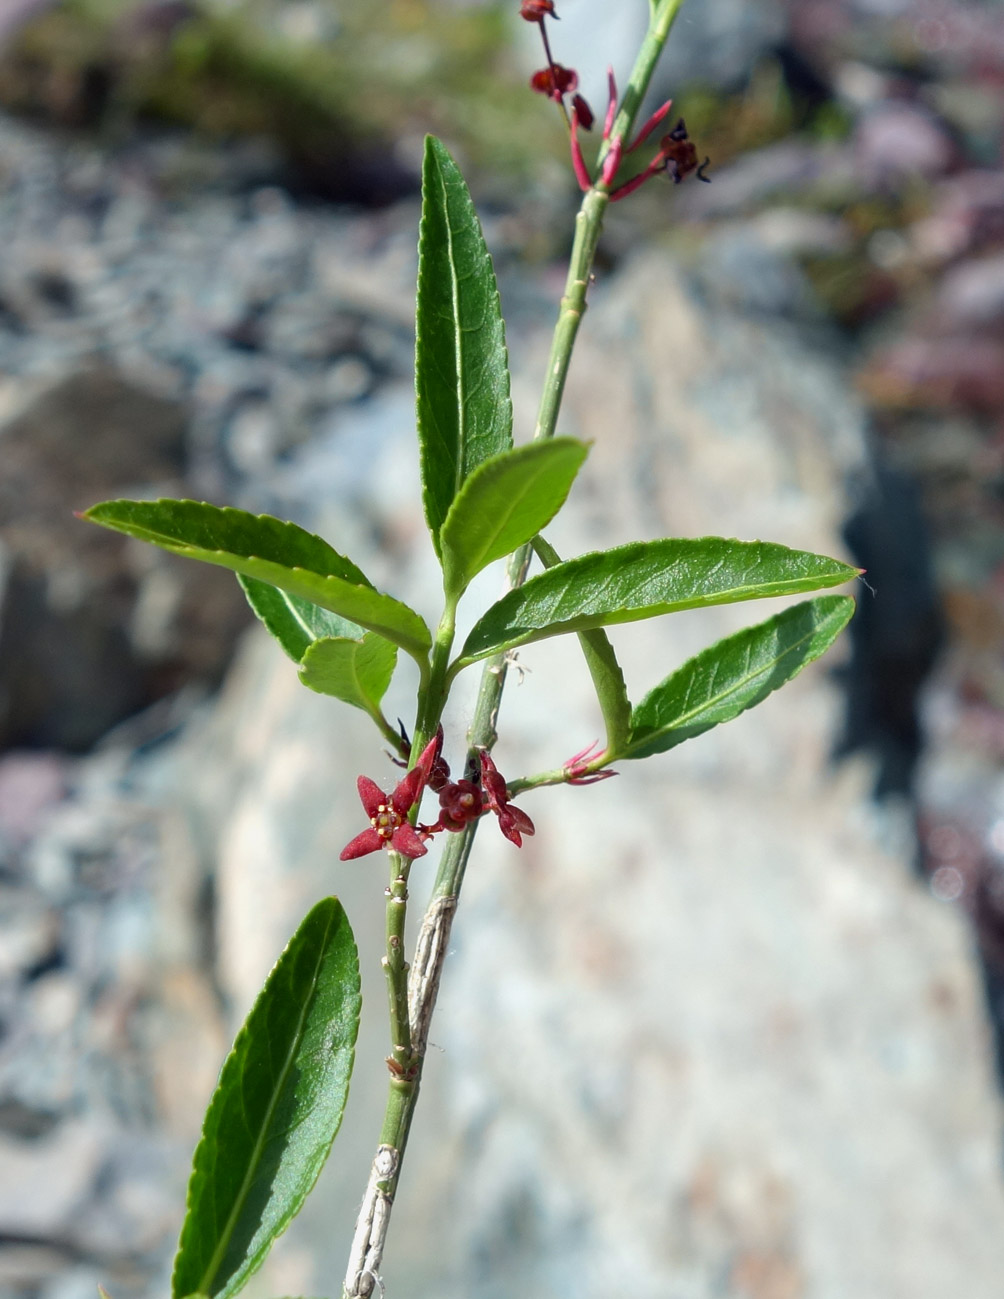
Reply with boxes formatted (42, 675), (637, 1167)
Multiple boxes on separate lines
(1, 1), (1004, 1298)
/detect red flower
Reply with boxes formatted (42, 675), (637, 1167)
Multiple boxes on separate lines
(436, 779), (484, 832)
(563, 740), (618, 785)
(531, 63), (578, 98)
(520, 0), (557, 19)
(480, 751), (536, 848)
(340, 734), (440, 860)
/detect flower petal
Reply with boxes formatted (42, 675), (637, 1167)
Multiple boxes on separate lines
(415, 729), (444, 784)
(340, 827), (384, 860)
(508, 805), (536, 836)
(392, 765), (425, 816)
(495, 809), (524, 847)
(357, 775), (386, 818)
(479, 751), (508, 809)
(391, 824), (428, 858)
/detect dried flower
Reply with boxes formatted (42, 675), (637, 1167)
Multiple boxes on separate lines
(609, 115), (710, 201)
(658, 118), (700, 183)
(520, 0), (557, 20)
(531, 63), (578, 99)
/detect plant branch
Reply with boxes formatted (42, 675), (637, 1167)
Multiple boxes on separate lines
(341, 5), (688, 1292)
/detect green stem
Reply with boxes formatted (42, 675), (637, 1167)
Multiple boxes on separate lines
(412, 601), (457, 757)
(342, 7), (687, 1293)
(382, 852), (414, 1075)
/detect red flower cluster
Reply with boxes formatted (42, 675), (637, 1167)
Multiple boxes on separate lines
(521, 1), (710, 198)
(340, 728), (535, 861)
(523, 0), (594, 134)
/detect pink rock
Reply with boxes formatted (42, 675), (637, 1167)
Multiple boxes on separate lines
(855, 101), (957, 183)
(0, 752), (67, 846)
(936, 254), (1004, 333)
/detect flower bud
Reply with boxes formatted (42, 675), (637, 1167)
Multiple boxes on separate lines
(520, 0), (557, 21)
(531, 63), (578, 98)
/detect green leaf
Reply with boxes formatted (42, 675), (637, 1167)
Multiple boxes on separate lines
(532, 535), (632, 754)
(416, 136), (513, 555)
(575, 627), (632, 755)
(440, 439), (588, 596)
(621, 595), (855, 760)
(83, 499), (431, 662)
(172, 898), (361, 1299)
(239, 576), (365, 662)
(299, 634), (398, 714)
(455, 537), (859, 668)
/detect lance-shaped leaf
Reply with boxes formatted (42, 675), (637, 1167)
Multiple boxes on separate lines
(83, 499), (431, 661)
(239, 576), (366, 662)
(621, 595), (855, 760)
(455, 537), (859, 668)
(416, 136), (513, 555)
(299, 634), (398, 715)
(172, 898), (361, 1299)
(440, 438), (588, 596)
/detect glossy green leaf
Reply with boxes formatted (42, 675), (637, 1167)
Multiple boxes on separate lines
(416, 136), (513, 555)
(83, 499), (431, 661)
(621, 595), (855, 760)
(239, 576), (364, 662)
(455, 537), (859, 668)
(298, 634), (398, 713)
(532, 535), (632, 754)
(172, 898), (361, 1299)
(440, 439), (588, 596)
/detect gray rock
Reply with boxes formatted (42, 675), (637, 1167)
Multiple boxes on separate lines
(936, 252), (1004, 333)
(0, 1120), (104, 1238)
(855, 101), (957, 184)
(0, 366), (250, 750)
(151, 250), (1004, 1299)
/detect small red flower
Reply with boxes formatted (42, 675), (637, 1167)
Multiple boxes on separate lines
(436, 779), (484, 832)
(340, 734), (440, 860)
(520, 0), (557, 20)
(480, 751), (536, 848)
(531, 63), (578, 99)
(563, 740), (618, 785)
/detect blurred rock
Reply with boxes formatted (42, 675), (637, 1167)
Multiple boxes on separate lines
(0, 1120), (104, 1238)
(141, 248), (1004, 1299)
(0, 366), (250, 751)
(0, 0), (55, 51)
(935, 253), (1004, 334)
(859, 336), (1004, 413)
(678, 140), (856, 219)
(911, 170), (1004, 264)
(854, 100), (957, 185)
